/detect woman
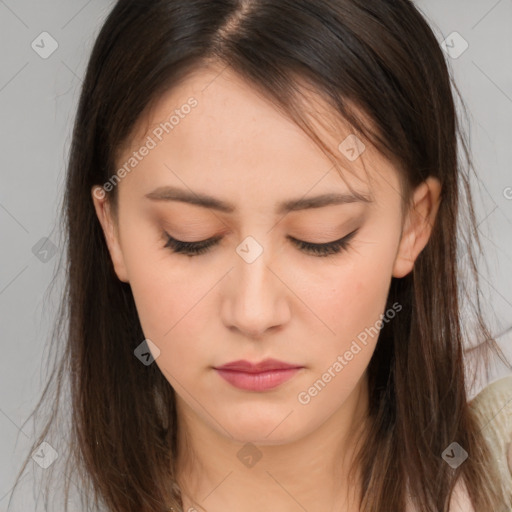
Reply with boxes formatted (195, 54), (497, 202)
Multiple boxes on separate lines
(10, 1), (512, 511)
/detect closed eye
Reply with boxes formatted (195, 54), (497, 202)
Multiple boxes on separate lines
(287, 229), (358, 257)
(163, 229), (359, 258)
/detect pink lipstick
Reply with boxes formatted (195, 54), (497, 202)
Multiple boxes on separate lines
(214, 358), (303, 391)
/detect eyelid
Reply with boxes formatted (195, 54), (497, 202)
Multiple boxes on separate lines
(164, 229), (357, 246)
(163, 232), (222, 247)
(163, 228), (359, 260)
(286, 228), (359, 246)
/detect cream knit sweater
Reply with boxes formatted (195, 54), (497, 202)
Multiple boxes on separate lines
(469, 374), (512, 511)
(406, 375), (512, 512)
(444, 375), (512, 512)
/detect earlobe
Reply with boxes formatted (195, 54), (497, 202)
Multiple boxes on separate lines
(90, 186), (130, 283)
(392, 177), (442, 278)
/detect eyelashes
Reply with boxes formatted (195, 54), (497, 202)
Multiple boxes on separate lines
(164, 235), (222, 257)
(163, 229), (359, 258)
(288, 229), (358, 257)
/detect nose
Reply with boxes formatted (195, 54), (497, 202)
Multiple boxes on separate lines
(221, 246), (291, 339)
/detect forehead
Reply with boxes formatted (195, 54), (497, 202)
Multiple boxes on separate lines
(115, 64), (401, 210)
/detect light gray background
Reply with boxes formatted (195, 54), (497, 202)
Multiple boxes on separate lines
(1, 1), (511, 510)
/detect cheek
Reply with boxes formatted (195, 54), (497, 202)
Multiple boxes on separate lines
(293, 257), (395, 419)
(297, 252), (394, 343)
(294, 241), (397, 394)
(127, 259), (209, 385)
(117, 220), (205, 346)
(129, 267), (207, 347)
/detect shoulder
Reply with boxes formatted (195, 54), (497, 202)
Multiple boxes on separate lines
(471, 374), (512, 407)
(407, 377), (512, 512)
(469, 375), (512, 469)
(448, 376), (512, 512)
(468, 375), (512, 503)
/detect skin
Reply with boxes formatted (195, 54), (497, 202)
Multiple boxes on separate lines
(91, 63), (442, 511)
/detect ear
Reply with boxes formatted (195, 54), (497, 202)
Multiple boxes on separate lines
(91, 186), (130, 283)
(392, 177), (442, 278)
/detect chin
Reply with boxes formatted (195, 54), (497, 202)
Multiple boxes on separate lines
(218, 413), (309, 446)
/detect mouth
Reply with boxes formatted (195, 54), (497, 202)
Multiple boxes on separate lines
(213, 359), (304, 391)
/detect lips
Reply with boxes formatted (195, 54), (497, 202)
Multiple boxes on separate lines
(213, 359), (304, 391)
(214, 358), (303, 373)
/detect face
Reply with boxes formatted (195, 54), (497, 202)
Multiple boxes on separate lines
(91, 63), (440, 447)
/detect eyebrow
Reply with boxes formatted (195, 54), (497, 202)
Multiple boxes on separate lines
(145, 186), (373, 214)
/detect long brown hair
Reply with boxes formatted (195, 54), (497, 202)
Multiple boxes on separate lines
(9, 1), (512, 511)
